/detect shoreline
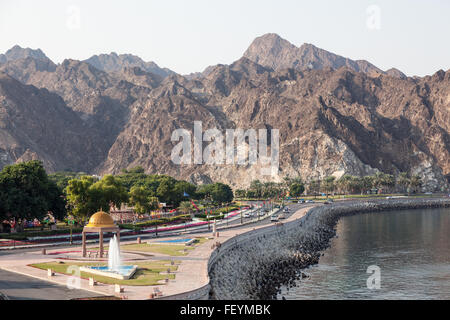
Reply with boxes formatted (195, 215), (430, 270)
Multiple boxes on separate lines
(207, 197), (450, 300)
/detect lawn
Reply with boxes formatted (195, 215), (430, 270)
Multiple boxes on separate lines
(94, 237), (210, 256)
(121, 237), (210, 256)
(30, 260), (179, 286)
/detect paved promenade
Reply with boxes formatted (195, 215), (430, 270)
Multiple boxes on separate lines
(0, 204), (317, 300)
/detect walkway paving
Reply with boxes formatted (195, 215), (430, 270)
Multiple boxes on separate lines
(0, 269), (100, 300)
(0, 204), (317, 300)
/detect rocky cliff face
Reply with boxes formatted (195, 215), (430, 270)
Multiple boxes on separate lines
(0, 73), (109, 172)
(0, 38), (448, 191)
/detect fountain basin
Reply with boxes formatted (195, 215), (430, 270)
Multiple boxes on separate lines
(80, 265), (138, 280)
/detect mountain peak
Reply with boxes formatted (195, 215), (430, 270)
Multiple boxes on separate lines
(1, 45), (52, 64)
(243, 34), (403, 78)
(83, 53), (175, 78)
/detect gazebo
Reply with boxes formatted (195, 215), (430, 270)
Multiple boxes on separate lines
(82, 210), (120, 258)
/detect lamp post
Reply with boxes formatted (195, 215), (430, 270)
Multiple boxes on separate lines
(68, 216), (74, 245)
(226, 203), (229, 227)
(208, 208), (211, 231)
(240, 206), (243, 225)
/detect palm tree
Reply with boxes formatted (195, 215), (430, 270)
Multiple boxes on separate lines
(382, 174), (395, 194)
(409, 175), (422, 194)
(179, 201), (193, 216)
(322, 176), (336, 197)
(308, 179), (321, 198)
(348, 176), (363, 195)
(362, 176), (375, 194)
(337, 175), (352, 195)
(397, 172), (410, 193)
(249, 180), (263, 199)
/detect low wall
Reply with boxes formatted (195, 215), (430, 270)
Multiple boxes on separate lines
(208, 197), (450, 300)
(156, 283), (211, 300)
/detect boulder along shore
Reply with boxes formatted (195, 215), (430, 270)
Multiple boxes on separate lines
(208, 198), (450, 300)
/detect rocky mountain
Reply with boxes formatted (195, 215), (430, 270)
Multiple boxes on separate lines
(0, 37), (448, 191)
(0, 72), (109, 172)
(83, 52), (175, 78)
(0, 45), (52, 64)
(243, 33), (405, 78)
(98, 58), (450, 191)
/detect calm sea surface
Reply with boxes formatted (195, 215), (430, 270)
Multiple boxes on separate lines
(280, 207), (450, 300)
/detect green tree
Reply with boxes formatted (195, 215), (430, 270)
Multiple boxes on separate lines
(66, 175), (128, 222)
(246, 189), (257, 199)
(322, 176), (336, 196)
(174, 181), (198, 202)
(178, 201), (193, 215)
(337, 175), (353, 195)
(249, 180), (263, 199)
(196, 184), (214, 201)
(117, 167), (148, 191)
(409, 175), (422, 193)
(348, 176), (363, 194)
(156, 176), (177, 205)
(197, 183), (234, 204)
(289, 183), (305, 197)
(65, 176), (98, 222)
(235, 189), (246, 199)
(361, 176), (375, 194)
(0, 161), (66, 225)
(307, 179), (321, 197)
(397, 172), (410, 193)
(211, 183), (234, 204)
(48, 171), (85, 192)
(382, 174), (395, 193)
(128, 186), (159, 214)
(89, 175), (129, 211)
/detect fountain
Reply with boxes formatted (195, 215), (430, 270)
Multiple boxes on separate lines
(80, 235), (137, 280)
(108, 235), (122, 272)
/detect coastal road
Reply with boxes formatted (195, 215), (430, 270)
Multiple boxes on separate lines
(0, 202), (312, 256)
(0, 269), (101, 300)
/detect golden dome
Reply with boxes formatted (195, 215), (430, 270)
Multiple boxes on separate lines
(86, 211), (115, 228)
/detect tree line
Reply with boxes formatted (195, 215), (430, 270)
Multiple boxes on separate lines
(0, 162), (234, 228)
(235, 172), (424, 199)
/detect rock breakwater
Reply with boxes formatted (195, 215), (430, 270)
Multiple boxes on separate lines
(208, 198), (450, 300)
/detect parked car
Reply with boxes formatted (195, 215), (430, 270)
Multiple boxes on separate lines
(298, 199), (305, 204)
(306, 200), (314, 203)
(271, 215), (279, 222)
(243, 212), (251, 218)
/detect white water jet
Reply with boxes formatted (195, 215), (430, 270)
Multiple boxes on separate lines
(108, 235), (121, 272)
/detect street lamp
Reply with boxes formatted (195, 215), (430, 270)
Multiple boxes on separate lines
(226, 203), (229, 227)
(240, 205), (243, 224)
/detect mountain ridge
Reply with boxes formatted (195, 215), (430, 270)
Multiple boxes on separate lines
(0, 37), (448, 192)
(243, 33), (406, 78)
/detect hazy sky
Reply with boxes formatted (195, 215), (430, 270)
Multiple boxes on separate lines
(0, 0), (449, 76)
